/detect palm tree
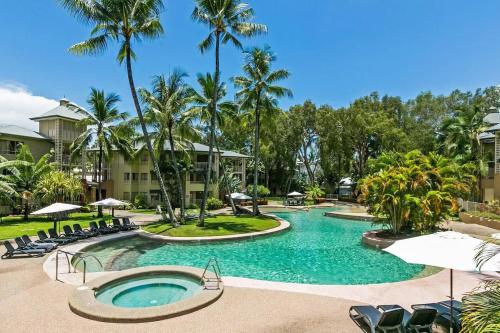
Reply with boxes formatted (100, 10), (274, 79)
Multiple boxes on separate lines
(138, 70), (198, 221)
(59, 0), (177, 224)
(187, 73), (238, 216)
(0, 156), (22, 204)
(7, 145), (56, 220)
(34, 171), (83, 205)
(192, 0), (266, 225)
(232, 46), (292, 215)
(70, 88), (133, 217)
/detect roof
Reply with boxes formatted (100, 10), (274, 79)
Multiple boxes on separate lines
(221, 150), (251, 158)
(479, 132), (495, 141)
(484, 112), (500, 125)
(30, 99), (86, 122)
(0, 124), (52, 141)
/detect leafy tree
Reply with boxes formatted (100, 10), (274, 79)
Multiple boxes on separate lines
(0, 156), (24, 204)
(71, 88), (132, 217)
(34, 171), (83, 205)
(59, 0), (177, 224)
(138, 71), (198, 220)
(6, 145), (56, 220)
(305, 184), (325, 203)
(192, 0), (266, 225)
(233, 46), (291, 215)
(359, 150), (475, 234)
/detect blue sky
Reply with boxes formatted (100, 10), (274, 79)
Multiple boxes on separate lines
(1, 0), (500, 123)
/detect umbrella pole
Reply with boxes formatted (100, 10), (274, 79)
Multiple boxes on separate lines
(450, 269), (454, 333)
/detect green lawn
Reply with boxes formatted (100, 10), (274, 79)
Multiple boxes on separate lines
(143, 215), (280, 237)
(128, 209), (158, 214)
(0, 213), (112, 240)
(468, 210), (500, 221)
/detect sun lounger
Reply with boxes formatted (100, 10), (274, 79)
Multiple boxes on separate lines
(62, 225), (87, 240)
(349, 305), (405, 333)
(378, 304), (437, 333)
(88, 222), (102, 235)
(412, 302), (461, 332)
(98, 220), (118, 234)
(73, 223), (98, 237)
(15, 237), (51, 253)
(111, 218), (126, 231)
(122, 217), (138, 230)
(2, 241), (45, 258)
(21, 235), (57, 251)
(37, 230), (71, 244)
(48, 228), (77, 243)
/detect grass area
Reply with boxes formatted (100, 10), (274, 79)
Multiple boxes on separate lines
(143, 214), (280, 237)
(128, 209), (158, 214)
(468, 210), (500, 221)
(0, 212), (112, 240)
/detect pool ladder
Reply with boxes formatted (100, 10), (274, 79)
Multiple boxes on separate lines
(55, 250), (103, 284)
(201, 257), (222, 290)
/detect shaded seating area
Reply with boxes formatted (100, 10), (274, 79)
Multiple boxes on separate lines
(285, 191), (305, 206)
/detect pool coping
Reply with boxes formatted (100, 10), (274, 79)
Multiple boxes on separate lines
(68, 266), (223, 323)
(138, 213), (290, 243)
(324, 210), (375, 221)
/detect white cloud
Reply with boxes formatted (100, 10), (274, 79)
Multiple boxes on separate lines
(0, 82), (58, 130)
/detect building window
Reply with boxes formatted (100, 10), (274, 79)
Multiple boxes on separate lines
(150, 171), (158, 181)
(141, 154), (148, 163)
(123, 192), (130, 200)
(132, 173), (139, 181)
(131, 192), (138, 201)
(123, 172), (130, 181)
(140, 173), (148, 181)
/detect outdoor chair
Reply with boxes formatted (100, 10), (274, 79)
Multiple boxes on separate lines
(349, 305), (405, 333)
(412, 301), (462, 332)
(73, 224), (98, 238)
(378, 304), (437, 333)
(112, 218), (127, 231)
(21, 235), (57, 252)
(62, 225), (88, 240)
(2, 241), (45, 259)
(98, 220), (118, 234)
(37, 230), (71, 244)
(88, 222), (102, 235)
(122, 217), (138, 230)
(15, 237), (51, 253)
(48, 228), (77, 243)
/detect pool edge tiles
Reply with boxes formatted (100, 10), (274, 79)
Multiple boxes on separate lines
(69, 266), (223, 323)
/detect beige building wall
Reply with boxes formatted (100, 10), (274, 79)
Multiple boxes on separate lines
(0, 135), (53, 161)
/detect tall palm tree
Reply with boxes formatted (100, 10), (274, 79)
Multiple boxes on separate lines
(232, 46), (292, 215)
(187, 73), (238, 215)
(138, 70), (198, 221)
(70, 88), (133, 217)
(192, 0), (266, 226)
(59, 0), (177, 224)
(7, 145), (56, 220)
(0, 156), (23, 204)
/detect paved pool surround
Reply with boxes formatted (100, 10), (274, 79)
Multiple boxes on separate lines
(69, 266), (223, 323)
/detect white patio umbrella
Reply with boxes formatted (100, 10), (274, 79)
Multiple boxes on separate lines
(287, 191), (304, 197)
(384, 231), (500, 332)
(90, 198), (128, 216)
(31, 203), (82, 233)
(231, 193), (252, 200)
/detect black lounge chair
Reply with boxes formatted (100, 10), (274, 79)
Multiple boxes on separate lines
(15, 237), (51, 253)
(62, 225), (87, 240)
(97, 220), (117, 234)
(37, 230), (71, 244)
(122, 217), (138, 230)
(48, 228), (77, 243)
(73, 223), (98, 238)
(2, 241), (45, 259)
(349, 305), (405, 333)
(111, 218), (125, 231)
(21, 235), (57, 251)
(88, 222), (102, 235)
(412, 301), (461, 332)
(378, 305), (437, 333)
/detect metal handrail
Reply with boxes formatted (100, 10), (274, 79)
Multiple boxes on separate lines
(55, 250), (103, 284)
(201, 257), (222, 290)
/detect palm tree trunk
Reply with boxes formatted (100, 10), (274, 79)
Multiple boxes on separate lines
(124, 40), (177, 226)
(214, 137), (237, 215)
(167, 126), (185, 221)
(198, 32), (220, 227)
(253, 92), (262, 216)
(97, 144), (103, 218)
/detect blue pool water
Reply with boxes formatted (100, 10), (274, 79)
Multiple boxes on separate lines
(82, 208), (424, 285)
(95, 274), (202, 308)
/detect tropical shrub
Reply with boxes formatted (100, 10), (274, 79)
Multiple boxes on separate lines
(358, 150), (475, 234)
(206, 197), (224, 210)
(34, 171), (83, 205)
(306, 185), (326, 202)
(133, 193), (148, 209)
(246, 185), (270, 198)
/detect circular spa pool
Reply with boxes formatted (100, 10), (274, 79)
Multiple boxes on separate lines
(95, 274), (202, 308)
(78, 208), (425, 285)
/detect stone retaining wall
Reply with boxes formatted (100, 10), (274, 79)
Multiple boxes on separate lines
(459, 212), (500, 230)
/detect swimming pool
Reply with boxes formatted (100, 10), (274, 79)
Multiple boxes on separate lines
(80, 208), (424, 285)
